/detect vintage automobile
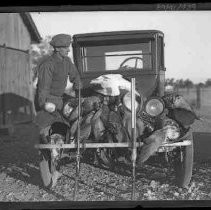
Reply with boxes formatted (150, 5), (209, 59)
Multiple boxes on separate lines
(35, 30), (197, 193)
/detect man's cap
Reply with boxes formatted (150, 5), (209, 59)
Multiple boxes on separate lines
(50, 34), (72, 47)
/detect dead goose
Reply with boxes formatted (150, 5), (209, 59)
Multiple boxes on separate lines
(90, 74), (140, 96)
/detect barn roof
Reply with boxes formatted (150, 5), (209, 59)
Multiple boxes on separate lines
(20, 12), (42, 43)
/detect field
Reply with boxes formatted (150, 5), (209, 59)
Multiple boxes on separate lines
(178, 87), (211, 118)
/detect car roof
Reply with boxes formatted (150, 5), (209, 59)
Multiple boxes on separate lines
(73, 30), (164, 42)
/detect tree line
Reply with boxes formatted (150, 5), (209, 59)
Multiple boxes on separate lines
(165, 78), (211, 88)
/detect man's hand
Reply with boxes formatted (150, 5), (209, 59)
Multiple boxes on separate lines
(44, 102), (56, 113)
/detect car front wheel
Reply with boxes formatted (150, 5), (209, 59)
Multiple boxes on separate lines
(172, 140), (194, 187)
(39, 149), (56, 188)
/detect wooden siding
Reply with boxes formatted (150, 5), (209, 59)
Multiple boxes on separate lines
(0, 46), (34, 125)
(0, 47), (31, 97)
(0, 13), (38, 126)
(0, 13), (31, 50)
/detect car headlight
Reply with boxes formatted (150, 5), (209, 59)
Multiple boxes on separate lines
(123, 92), (143, 112)
(63, 102), (73, 117)
(123, 92), (138, 111)
(144, 97), (164, 117)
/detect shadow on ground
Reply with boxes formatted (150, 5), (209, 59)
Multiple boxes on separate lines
(0, 123), (67, 200)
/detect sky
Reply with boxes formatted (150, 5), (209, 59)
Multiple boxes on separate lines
(31, 11), (211, 84)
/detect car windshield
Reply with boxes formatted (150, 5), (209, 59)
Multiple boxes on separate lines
(81, 41), (152, 72)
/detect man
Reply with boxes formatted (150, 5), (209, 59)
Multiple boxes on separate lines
(34, 34), (81, 188)
(36, 34), (81, 112)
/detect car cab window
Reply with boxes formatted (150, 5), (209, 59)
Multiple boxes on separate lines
(81, 41), (152, 72)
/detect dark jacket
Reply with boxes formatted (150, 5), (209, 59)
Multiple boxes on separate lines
(36, 52), (81, 110)
(34, 52), (81, 130)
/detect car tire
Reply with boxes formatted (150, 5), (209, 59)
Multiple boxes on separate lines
(172, 140), (194, 187)
(39, 149), (55, 188)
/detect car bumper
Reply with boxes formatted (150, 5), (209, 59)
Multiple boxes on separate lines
(157, 140), (192, 152)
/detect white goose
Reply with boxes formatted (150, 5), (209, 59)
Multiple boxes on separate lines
(90, 74), (140, 96)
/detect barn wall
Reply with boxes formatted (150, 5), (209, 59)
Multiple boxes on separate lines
(0, 46), (34, 125)
(0, 47), (30, 97)
(0, 13), (31, 50)
(0, 13), (35, 125)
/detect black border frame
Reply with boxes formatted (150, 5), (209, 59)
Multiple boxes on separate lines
(1, 2), (211, 209)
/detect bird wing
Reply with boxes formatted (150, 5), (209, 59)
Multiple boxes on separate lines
(173, 95), (201, 121)
(174, 95), (193, 111)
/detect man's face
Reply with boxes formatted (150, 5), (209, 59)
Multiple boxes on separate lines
(55, 46), (70, 57)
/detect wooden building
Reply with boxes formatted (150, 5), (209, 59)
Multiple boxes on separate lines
(0, 13), (41, 132)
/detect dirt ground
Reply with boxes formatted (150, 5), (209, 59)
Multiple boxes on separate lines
(0, 122), (211, 206)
